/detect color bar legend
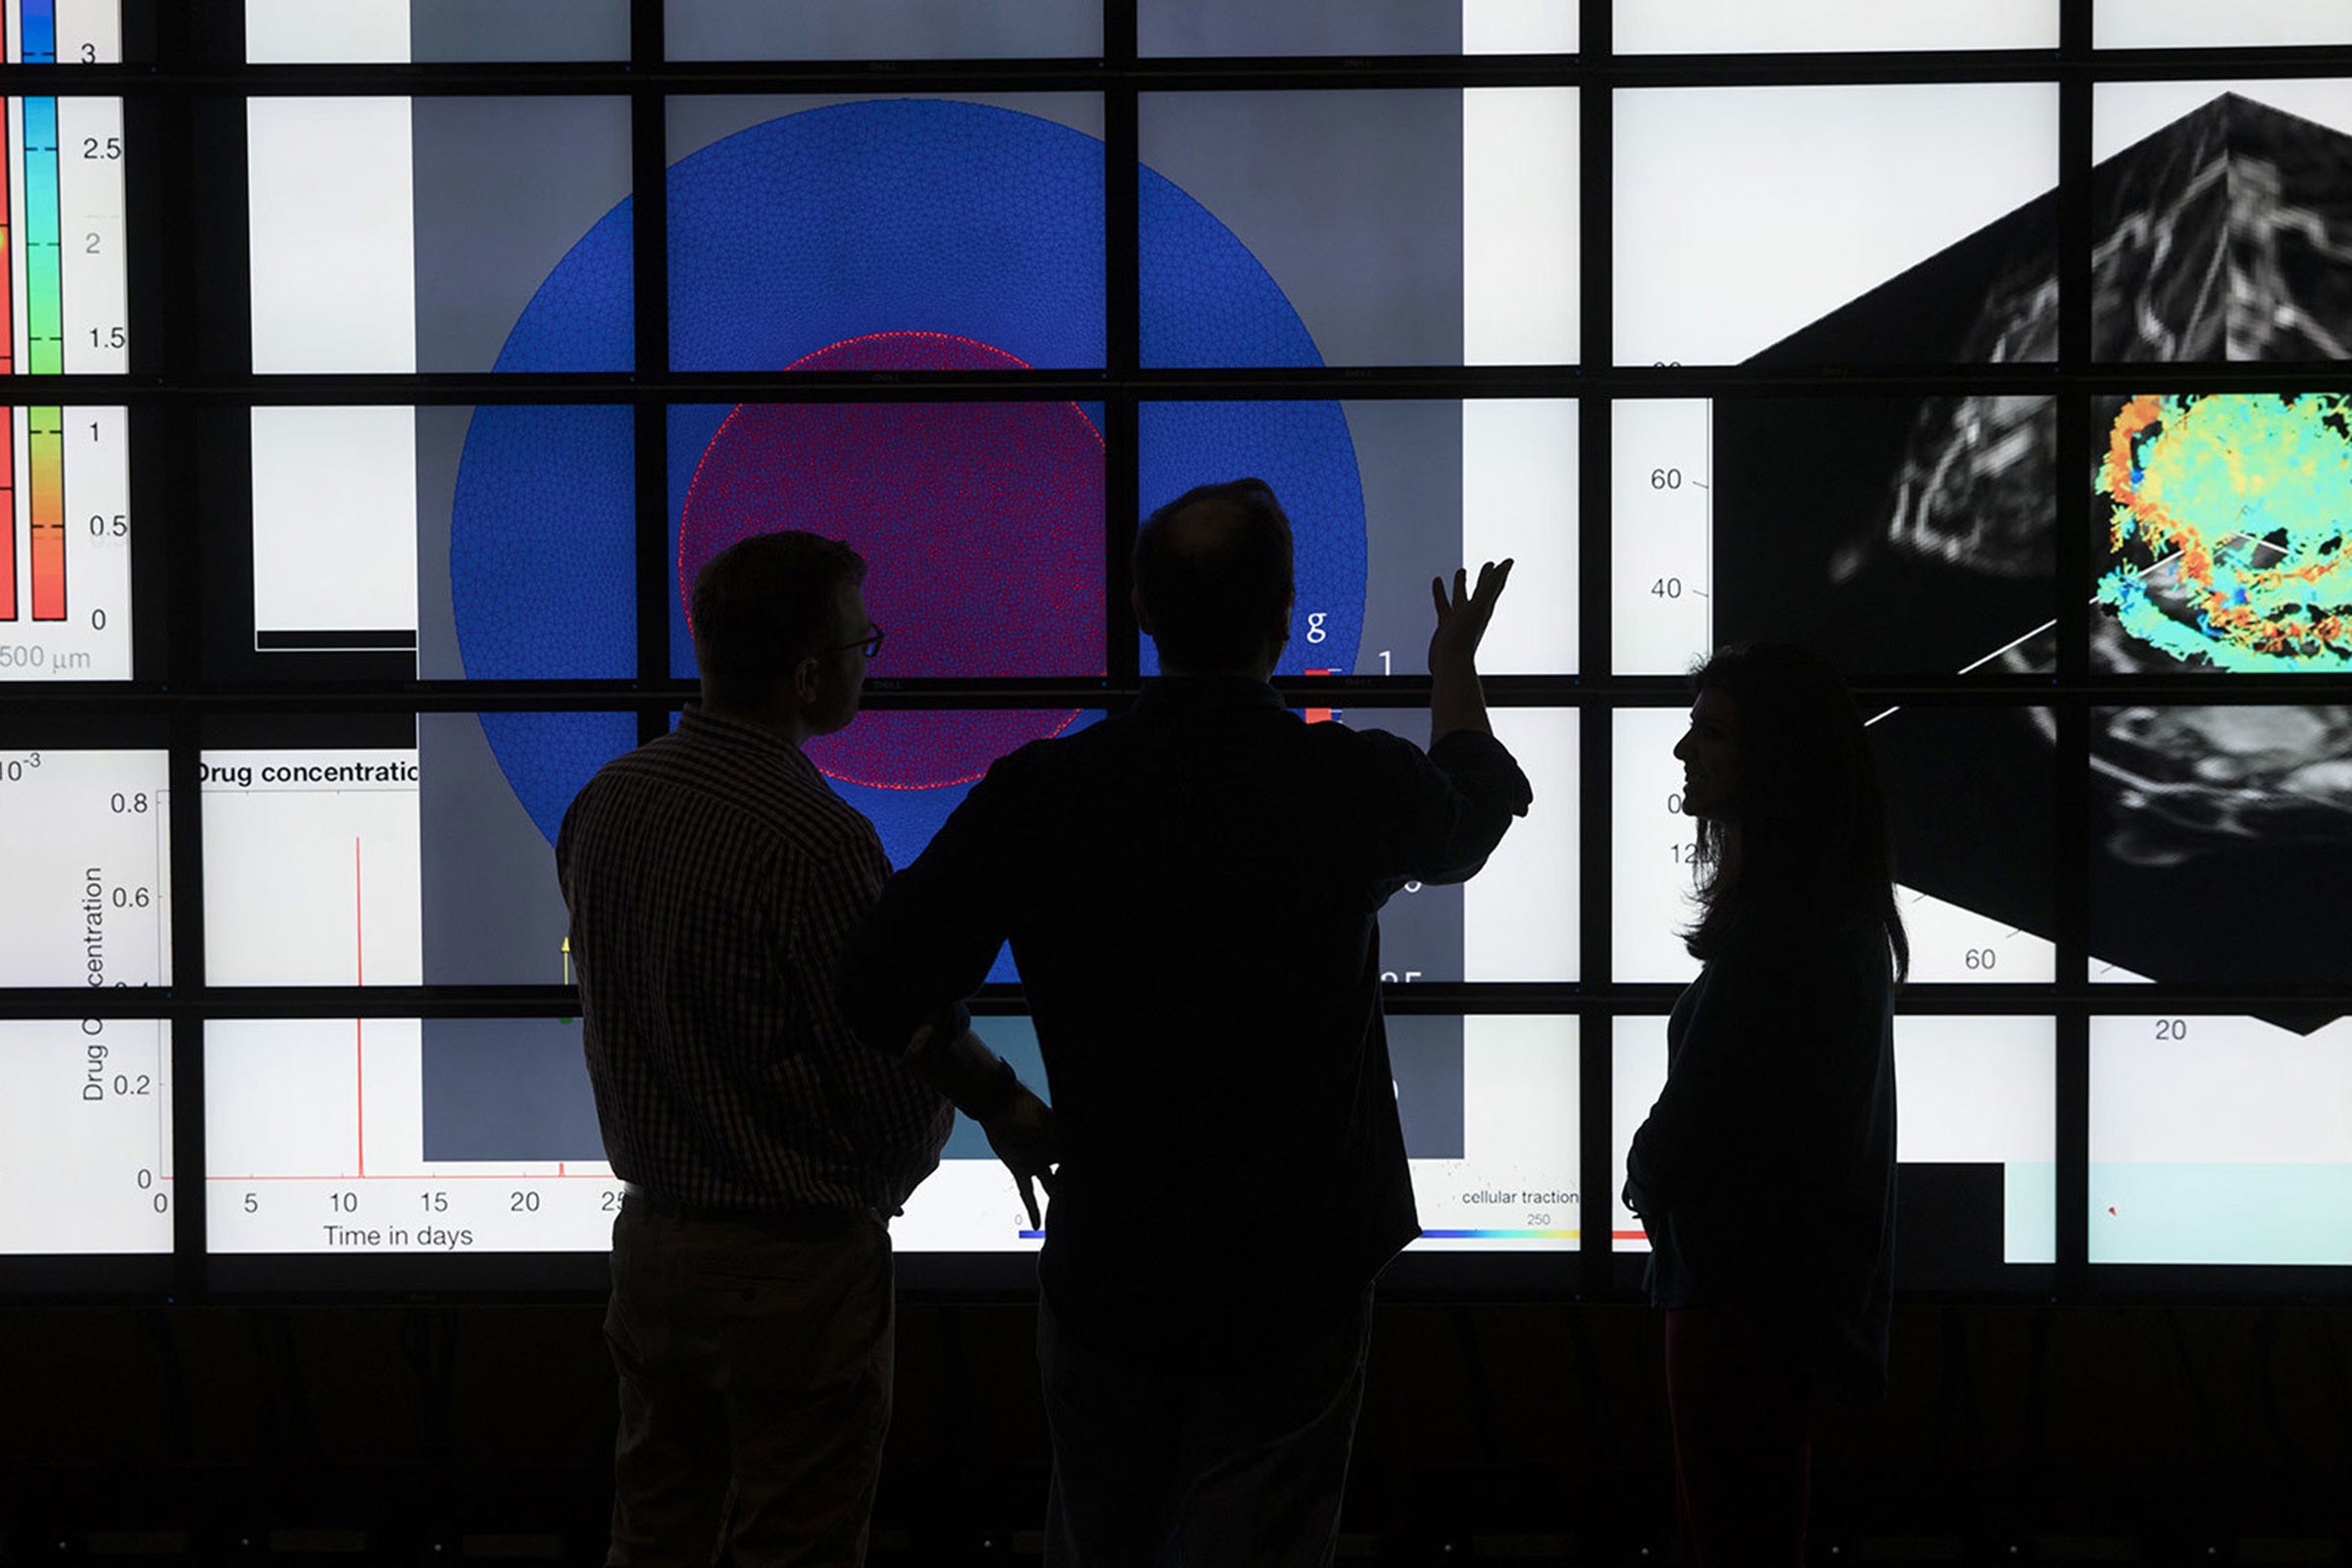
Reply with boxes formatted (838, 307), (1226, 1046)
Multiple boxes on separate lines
(0, 1), (131, 674)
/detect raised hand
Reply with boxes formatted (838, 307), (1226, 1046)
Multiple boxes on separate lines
(1428, 559), (1514, 674)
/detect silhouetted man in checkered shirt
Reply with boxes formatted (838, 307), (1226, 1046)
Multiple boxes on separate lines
(559, 530), (1054, 1568)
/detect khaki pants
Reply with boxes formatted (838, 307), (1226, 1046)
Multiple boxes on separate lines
(604, 1200), (895, 1568)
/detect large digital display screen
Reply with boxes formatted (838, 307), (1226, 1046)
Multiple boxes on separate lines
(6, 14), (2348, 1297)
(1613, 1015), (2056, 1290)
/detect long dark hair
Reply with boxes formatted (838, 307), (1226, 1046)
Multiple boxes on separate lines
(1681, 643), (1909, 983)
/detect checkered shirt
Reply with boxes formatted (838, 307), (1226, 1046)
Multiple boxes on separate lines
(556, 707), (953, 1213)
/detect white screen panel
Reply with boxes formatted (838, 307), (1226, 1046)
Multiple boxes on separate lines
(247, 98), (417, 373)
(2095, 0), (2352, 49)
(1462, 399), (1577, 674)
(2091, 1015), (2352, 1265)
(1618, 0), (2055, 54)
(1464, 87), (1577, 366)
(250, 407), (420, 645)
(1464, 0), (1578, 52)
(202, 748), (423, 986)
(1466, 709), (1578, 982)
(0, 1019), (172, 1254)
(1614, 83), (2057, 366)
(246, 0), (410, 64)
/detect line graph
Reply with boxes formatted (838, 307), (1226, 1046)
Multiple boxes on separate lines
(205, 1013), (619, 1256)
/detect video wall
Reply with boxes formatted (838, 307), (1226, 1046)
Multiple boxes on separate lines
(1, 0), (2348, 1293)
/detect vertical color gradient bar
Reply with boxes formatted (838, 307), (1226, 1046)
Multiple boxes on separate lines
(0, 5), (14, 618)
(0, 83), (12, 375)
(27, 406), (62, 618)
(24, 97), (60, 374)
(0, 399), (15, 618)
(22, 1), (65, 622)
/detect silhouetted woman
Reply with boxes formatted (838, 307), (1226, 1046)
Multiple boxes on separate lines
(1623, 643), (1907, 1566)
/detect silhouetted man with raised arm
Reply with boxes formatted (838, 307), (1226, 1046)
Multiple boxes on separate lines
(841, 479), (1529, 1565)
(559, 530), (1051, 1568)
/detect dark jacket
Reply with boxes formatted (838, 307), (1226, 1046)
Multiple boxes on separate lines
(842, 676), (1532, 1365)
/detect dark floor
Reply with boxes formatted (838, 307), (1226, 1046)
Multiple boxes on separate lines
(5, 1299), (2348, 1565)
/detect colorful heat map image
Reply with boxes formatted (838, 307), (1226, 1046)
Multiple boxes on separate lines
(455, 98), (1366, 868)
(2095, 392), (2352, 671)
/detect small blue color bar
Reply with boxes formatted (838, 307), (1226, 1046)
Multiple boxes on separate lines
(22, 0), (53, 61)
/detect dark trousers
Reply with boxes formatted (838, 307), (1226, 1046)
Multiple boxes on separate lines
(1664, 1305), (1818, 1567)
(1036, 1290), (1375, 1568)
(604, 1200), (895, 1568)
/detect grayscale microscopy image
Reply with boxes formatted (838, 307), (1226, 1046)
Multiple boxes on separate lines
(2090, 704), (2352, 991)
(2092, 93), (2352, 362)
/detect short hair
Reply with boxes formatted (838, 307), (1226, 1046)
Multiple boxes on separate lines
(690, 531), (866, 711)
(1133, 478), (1296, 670)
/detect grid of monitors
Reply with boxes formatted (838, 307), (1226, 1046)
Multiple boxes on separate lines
(0, 0), (2347, 1296)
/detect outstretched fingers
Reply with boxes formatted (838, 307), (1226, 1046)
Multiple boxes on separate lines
(1473, 558), (1515, 612)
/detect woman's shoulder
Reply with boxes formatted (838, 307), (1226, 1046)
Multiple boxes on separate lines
(1715, 900), (1891, 987)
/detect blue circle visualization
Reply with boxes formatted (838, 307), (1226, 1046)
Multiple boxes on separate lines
(455, 98), (1367, 865)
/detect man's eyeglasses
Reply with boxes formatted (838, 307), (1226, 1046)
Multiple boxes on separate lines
(825, 624), (886, 660)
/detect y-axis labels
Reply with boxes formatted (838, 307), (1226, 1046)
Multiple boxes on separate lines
(1610, 399), (1712, 673)
(0, 747), (170, 986)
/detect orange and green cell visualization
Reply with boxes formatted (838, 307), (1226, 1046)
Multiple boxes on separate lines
(2096, 393), (2352, 671)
